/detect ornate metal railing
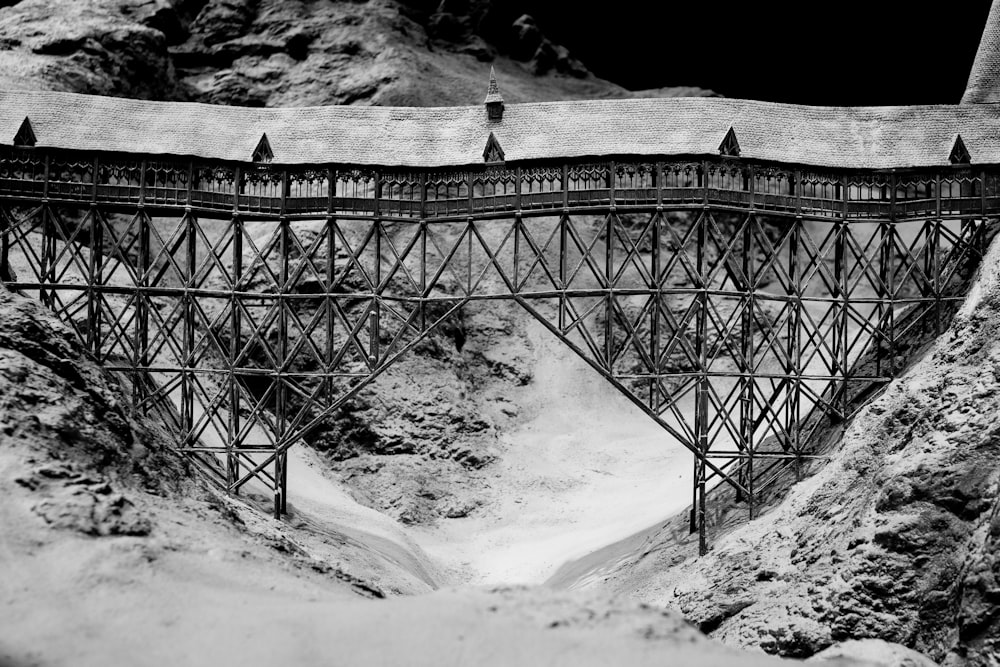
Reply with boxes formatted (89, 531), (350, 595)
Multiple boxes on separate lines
(2, 148), (995, 220)
(0, 145), (989, 553)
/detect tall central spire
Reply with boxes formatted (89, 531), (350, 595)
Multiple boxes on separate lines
(963, 0), (1000, 103)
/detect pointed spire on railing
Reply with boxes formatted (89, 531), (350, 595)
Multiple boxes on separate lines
(13, 117), (36, 147)
(484, 66), (504, 122)
(950, 134), (972, 164)
(719, 126), (740, 157)
(483, 131), (505, 163)
(252, 133), (273, 163)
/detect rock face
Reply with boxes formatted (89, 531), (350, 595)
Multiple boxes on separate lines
(808, 639), (939, 667)
(306, 299), (535, 525)
(0, 0), (183, 99)
(0, 0), (714, 107)
(583, 238), (1000, 666)
(0, 285), (191, 538)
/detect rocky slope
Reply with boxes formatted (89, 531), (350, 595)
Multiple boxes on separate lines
(569, 237), (1000, 666)
(0, 0), (714, 106)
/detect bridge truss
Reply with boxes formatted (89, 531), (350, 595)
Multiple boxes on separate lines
(0, 148), (989, 552)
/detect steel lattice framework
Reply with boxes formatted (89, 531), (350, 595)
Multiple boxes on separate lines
(0, 147), (990, 553)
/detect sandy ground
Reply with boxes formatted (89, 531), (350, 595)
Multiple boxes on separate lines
(0, 451), (783, 667)
(410, 319), (693, 585)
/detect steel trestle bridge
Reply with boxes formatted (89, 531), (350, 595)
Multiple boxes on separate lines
(2, 60), (999, 551)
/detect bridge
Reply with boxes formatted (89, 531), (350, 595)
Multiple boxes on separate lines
(2, 23), (1000, 552)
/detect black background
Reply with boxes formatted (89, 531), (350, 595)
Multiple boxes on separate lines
(528, 1), (993, 105)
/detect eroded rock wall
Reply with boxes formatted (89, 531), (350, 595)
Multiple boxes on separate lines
(0, 0), (714, 106)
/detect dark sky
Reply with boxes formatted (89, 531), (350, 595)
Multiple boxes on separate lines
(530, 1), (994, 105)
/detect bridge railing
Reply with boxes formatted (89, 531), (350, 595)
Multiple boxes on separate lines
(1, 147), (995, 222)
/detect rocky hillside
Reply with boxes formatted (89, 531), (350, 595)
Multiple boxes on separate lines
(0, 0), (714, 106)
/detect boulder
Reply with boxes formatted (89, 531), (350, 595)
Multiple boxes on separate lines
(809, 639), (938, 667)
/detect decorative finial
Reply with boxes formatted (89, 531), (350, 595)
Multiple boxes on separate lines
(950, 134), (971, 164)
(719, 126), (740, 157)
(484, 67), (504, 122)
(13, 117), (36, 147)
(252, 133), (274, 163)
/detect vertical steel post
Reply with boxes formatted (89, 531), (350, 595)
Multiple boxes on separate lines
(86, 157), (102, 357)
(788, 216), (801, 459)
(371, 170), (382, 370)
(466, 215), (473, 294)
(325, 210), (336, 408)
(741, 208), (755, 517)
(652, 164), (663, 412)
(937, 222), (949, 329)
(831, 177), (847, 419)
(178, 159), (197, 451)
(693, 204), (709, 555)
(466, 170), (474, 215)
(513, 212), (521, 291)
(920, 180), (936, 335)
(837, 215), (849, 416)
(515, 166), (522, 211)
(874, 172), (899, 377)
(417, 172), (429, 332)
(132, 211), (148, 414)
(276, 206), (289, 517)
(325, 188), (337, 453)
(182, 207), (196, 452)
(228, 213), (243, 493)
(131, 162), (147, 410)
(562, 164), (569, 209)
(419, 218), (428, 331)
(605, 178), (615, 370)
(0, 206), (7, 282)
(86, 205), (101, 357)
(980, 168), (989, 258)
(921, 173), (940, 342)
(40, 153), (53, 309)
(135, 204), (150, 421)
(608, 160), (616, 206)
(559, 165), (569, 332)
(419, 172), (427, 219)
(327, 168), (336, 400)
(879, 176), (894, 378)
